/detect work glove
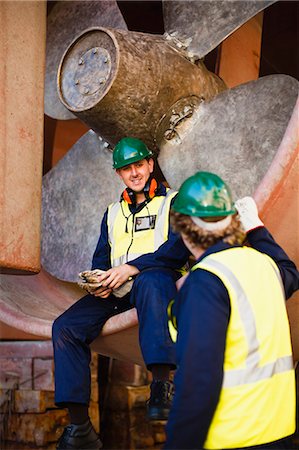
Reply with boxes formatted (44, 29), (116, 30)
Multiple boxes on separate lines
(78, 269), (105, 293)
(78, 269), (133, 298)
(234, 196), (264, 233)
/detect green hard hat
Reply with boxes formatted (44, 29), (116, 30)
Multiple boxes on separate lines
(113, 137), (153, 169)
(172, 171), (236, 217)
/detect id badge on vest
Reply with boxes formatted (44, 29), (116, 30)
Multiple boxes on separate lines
(134, 215), (157, 232)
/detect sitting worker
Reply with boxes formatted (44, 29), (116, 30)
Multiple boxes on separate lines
(164, 171), (299, 450)
(52, 137), (189, 450)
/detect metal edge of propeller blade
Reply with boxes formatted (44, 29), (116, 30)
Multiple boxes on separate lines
(158, 75), (299, 199)
(45, 0), (128, 120)
(163, 0), (276, 60)
(41, 130), (123, 281)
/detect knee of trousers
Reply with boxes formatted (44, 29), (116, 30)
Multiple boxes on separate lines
(132, 268), (178, 311)
(52, 313), (66, 343)
(52, 310), (77, 346)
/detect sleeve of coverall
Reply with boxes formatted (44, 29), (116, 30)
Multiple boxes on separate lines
(91, 209), (111, 271)
(247, 227), (299, 299)
(129, 229), (191, 271)
(164, 270), (230, 450)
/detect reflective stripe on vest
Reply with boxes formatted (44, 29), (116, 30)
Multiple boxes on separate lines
(192, 256), (293, 388)
(107, 189), (177, 267)
(167, 299), (178, 343)
(189, 247), (295, 449)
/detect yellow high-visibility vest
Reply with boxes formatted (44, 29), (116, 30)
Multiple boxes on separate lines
(189, 247), (296, 449)
(107, 189), (177, 267)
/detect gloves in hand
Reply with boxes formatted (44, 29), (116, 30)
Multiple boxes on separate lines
(234, 196), (264, 233)
(78, 269), (105, 293)
(78, 269), (133, 298)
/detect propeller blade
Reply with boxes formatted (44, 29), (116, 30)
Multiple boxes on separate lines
(163, 0), (276, 60)
(45, 0), (127, 120)
(158, 75), (299, 198)
(41, 131), (124, 281)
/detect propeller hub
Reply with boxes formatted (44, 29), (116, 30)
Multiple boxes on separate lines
(74, 47), (111, 96)
(58, 27), (225, 151)
(58, 28), (118, 112)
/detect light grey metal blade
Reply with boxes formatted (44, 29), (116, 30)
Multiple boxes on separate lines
(41, 130), (124, 281)
(163, 0), (276, 60)
(158, 75), (299, 199)
(45, 0), (127, 120)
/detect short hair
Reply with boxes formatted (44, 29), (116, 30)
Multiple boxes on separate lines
(170, 211), (246, 249)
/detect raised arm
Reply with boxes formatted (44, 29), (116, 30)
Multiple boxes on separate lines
(235, 197), (299, 299)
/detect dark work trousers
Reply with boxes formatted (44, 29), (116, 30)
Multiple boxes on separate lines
(52, 268), (178, 406)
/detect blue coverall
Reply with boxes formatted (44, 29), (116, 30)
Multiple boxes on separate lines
(52, 183), (189, 406)
(164, 227), (299, 450)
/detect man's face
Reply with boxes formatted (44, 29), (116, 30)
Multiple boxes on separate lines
(116, 158), (154, 192)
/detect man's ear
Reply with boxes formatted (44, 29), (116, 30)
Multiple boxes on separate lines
(115, 168), (122, 179)
(148, 158), (154, 173)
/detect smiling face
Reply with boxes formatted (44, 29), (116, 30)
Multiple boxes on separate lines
(116, 158), (154, 202)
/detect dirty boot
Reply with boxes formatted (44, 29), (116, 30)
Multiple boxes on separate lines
(56, 419), (103, 449)
(147, 380), (174, 421)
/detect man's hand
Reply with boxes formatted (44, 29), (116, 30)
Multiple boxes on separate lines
(92, 285), (113, 298)
(235, 196), (264, 233)
(98, 264), (140, 290)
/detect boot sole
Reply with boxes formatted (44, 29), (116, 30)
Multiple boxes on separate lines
(57, 437), (103, 450)
(147, 407), (170, 421)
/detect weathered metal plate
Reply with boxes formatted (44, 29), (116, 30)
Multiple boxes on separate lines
(41, 130), (124, 281)
(158, 75), (299, 199)
(45, 0), (127, 120)
(163, 0), (276, 59)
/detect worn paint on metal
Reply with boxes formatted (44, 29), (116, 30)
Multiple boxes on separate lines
(57, 27), (225, 152)
(0, 1), (46, 274)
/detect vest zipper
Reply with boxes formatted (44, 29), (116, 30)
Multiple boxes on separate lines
(125, 213), (135, 262)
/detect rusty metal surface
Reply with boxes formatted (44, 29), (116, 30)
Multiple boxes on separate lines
(58, 27), (225, 152)
(41, 130), (124, 281)
(158, 75), (299, 199)
(0, 269), (82, 336)
(45, 0), (127, 120)
(0, 1), (46, 274)
(255, 96), (299, 363)
(0, 268), (143, 364)
(163, 0), (276, 60)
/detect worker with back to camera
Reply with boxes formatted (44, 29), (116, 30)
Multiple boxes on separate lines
(164, 171), (299, 450)
(52, 137), (190, 450)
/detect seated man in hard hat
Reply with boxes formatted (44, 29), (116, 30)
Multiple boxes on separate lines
(52, 137), (189, 450)
(164, 171), (299, 450)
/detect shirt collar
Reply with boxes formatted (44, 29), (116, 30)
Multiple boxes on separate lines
(196, 241), (241, 263)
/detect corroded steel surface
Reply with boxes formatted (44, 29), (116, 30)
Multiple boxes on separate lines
(45, 0), (127, 120)
(255, 96), (299, 363)
(158, 75), (298, 199)
(41, 130), (124, 281)
(163, 0), (275, 60)
(58, 27), (225, 152)
(0, 1), (46, 274)
(0, 269), (81, 337)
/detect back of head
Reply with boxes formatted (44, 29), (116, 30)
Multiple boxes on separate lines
(171, 171), (245, 248)
(113, 137), (153, 169)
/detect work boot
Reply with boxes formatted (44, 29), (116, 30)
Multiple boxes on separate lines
(146, 380), (174, 421)
(56, 419), (103, 449)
